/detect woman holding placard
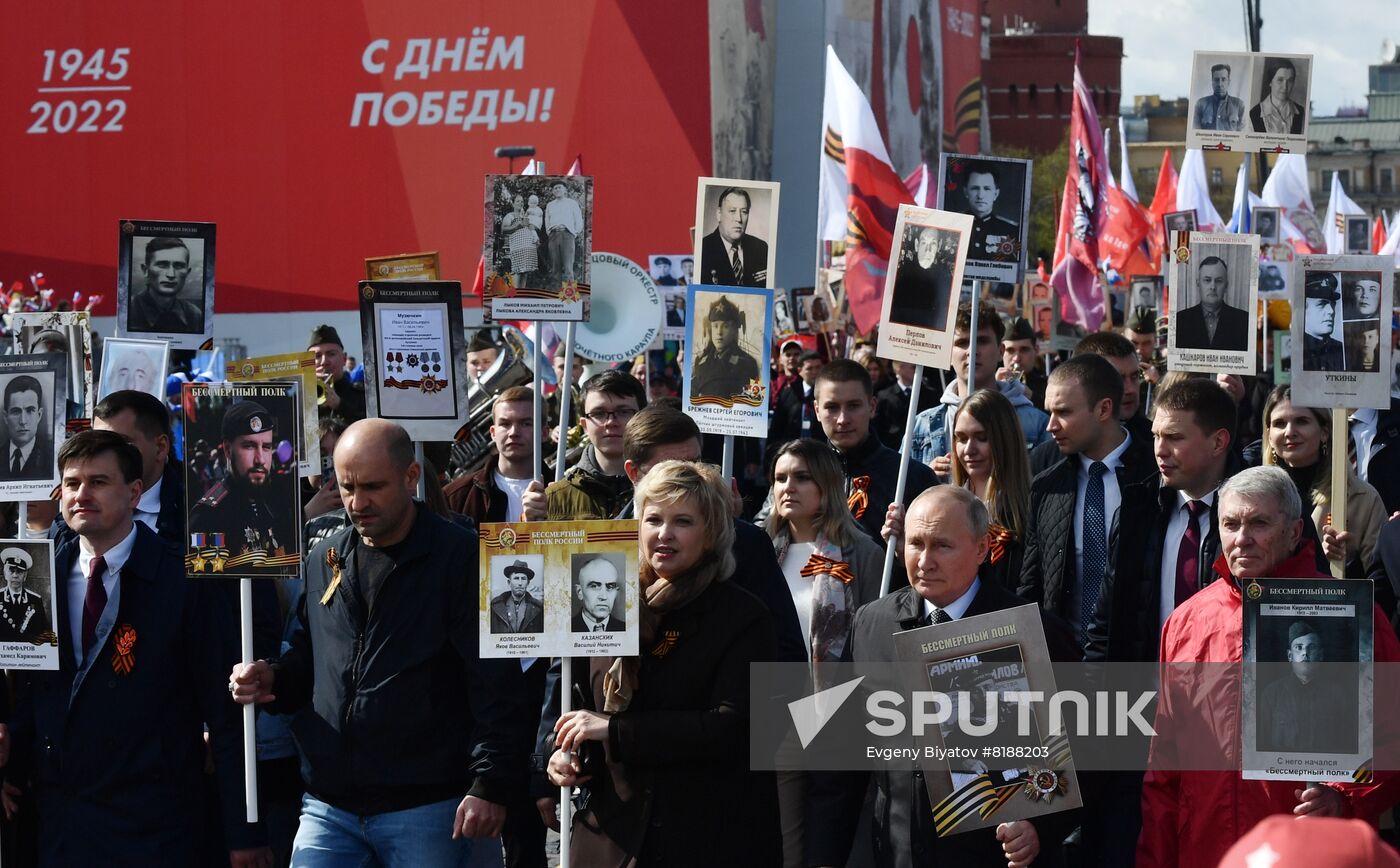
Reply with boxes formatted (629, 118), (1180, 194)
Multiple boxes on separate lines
(949, 389), (1032, 592)
(1261, 385), (1386, 571)
(546, 460), (780, 866)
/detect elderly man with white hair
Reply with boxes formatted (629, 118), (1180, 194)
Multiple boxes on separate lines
(1138, 465), (1400, 868)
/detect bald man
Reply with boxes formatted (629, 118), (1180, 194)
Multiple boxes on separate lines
(231, 419), (529, 864)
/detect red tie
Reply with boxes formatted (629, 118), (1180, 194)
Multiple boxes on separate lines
(1174, 501), (1206, 607)
(81, 555), (108, 655)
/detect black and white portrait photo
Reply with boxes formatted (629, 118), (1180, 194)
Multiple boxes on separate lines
(1255, 618), (1358, 755)
(488, 555), (545, 635)
(648, 254), (689, 287)
(1163, 210), (1198, 239)
(1168, 234), (1259, 375)
(687, 291), (765, 403)
(1292, 260), (1393, 408)
(484, 174), (591, 293)
(1174, 253), (1251, 352)
(1300, 272), (1347, 372)
(0, 371), (56, 483)
(1346, 216), (1373, 255)
(1188, 54), (1249, 133)
(693, 178), (780, 288)
(1249, 55), (1311, 138)
(98, 338), (169, 403)
(1253, 206), (1280, 244)
(13, 310), (93, 422)
(937, 154), (1031, 283)
(116, 220), (216, 351)
(0, 539), (59, 669)
(1129, 276), (1162, 314)
(889, 223), (960, 332)
(570, 553), (625, 633)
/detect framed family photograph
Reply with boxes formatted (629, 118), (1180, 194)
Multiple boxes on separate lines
(478, 520), (639, 659)
(226, 352), (321, 475)
(0, 539), (59, 670)
(1290, 257), (1392, 408)
(182, 381), (303, 579)
(693, 178), (780, 289)
(936, 154), (1032, 283)
(682, 285), (772, 438)
(647, 253), (692, 288)
(97, 337), (168, 405)
(358, 280), (468, 440)
(1186, 51), (1312, 152)
(364, 251), (440, 282)
(893, 603), (1081, 836)
(875, 205), (974, 370)
(1166, 232), (1260, 375)
(116, 219), (215, 351)
(1242, 577), (1372, 781)
(13, 310), (93, 423)
(0, 355), (67, 502)
(483, 174), (593, 322)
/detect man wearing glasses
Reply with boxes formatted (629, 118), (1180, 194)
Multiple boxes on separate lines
(0, 375), (51, 481)
(529, 370), (647, 520)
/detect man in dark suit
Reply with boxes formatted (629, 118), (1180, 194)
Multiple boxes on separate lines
(888, 226), (952, 330)
(570, 556), (624, 633)
(874, 360), (938, 447)
(1174, 256), (1249, 351)
(0, 546), (50, 644)
(698, 187), (769, 287)
(0, 375), (52, 481)
(806, 485), (1079, 867)
(769, 350), (825, 454)
(7, 429), (269, 866)
(490, 559), (545, 633)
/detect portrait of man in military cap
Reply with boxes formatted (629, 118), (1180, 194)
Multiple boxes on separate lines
(1257, 619), (1357, 754)
(1302, 272), (1345, 372)
(0, 544), (53, 645)
(187, 392), (300, 575)
(489, 555), (545, 634)
(690, 293), (762, 402)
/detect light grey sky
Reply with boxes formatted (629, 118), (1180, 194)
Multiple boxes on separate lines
(1089, 0), (1390, 116)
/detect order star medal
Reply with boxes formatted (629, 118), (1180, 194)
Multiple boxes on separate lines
(320, 547), (343, 605)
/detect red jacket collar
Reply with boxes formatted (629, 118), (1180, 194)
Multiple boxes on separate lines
(1212, 539), (1329, 594)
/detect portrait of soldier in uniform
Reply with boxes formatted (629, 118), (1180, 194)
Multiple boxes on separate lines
(489, 558), (545, 634)
(691, 294), (761, 402)
(1302, 272), (1345, 371)
(128, 237), (205, 335)
(0, 546), (50, 645)
(961, 163), (1020, 263)
(188, 400), (295, 567)
(571, 555), (624, 633)
(1257, 619), (1356, 754)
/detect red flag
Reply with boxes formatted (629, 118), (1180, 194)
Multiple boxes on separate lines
(1146, 148), (1178, 264)
(1373, 216), (1388, 254)
(1050, 44), (1111, 329)
(1100, 185), (1155, 275)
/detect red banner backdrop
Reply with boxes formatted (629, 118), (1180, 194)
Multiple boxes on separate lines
(0, 1), (711, 315)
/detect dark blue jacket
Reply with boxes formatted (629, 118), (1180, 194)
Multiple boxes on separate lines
(9, 522), (260, 865)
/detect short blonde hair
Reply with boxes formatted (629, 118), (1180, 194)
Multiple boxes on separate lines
(633, 460), (735, 578)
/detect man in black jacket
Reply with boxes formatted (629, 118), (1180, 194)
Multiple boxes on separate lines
(231, 419), (528, 863)
(874, 360), (939, 447)
(806, 486), (1079, 867)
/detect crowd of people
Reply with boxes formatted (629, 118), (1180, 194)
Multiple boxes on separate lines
(0, 300), (1396, 868)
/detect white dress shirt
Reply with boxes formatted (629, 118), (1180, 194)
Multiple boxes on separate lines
(1158, 489), (1216, 629)
(135, 476), (163, 532)
(1351, 409), (1381, 483)
(68, 523), (137, 665)
(9, 439), (34, 473)
(922, 577), (982, 624)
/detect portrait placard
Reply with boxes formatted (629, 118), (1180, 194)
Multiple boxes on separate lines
(1186, 51), (1312, 153)
(14, 311), (93, 421)
(936, 154), (1032, 283)
(660, 289), (687, 342)
(1289, 256), (1392, 409)
(875, 205), (974, 370)
(791, 287), (815, 332)
(772, 288), (796, 336)
(358, 281), (467, 440)
(478, 520), (639, 659)
(1273, 332), (1292, 385)
(1241, 578), (1372, 781)
(1128, 276), (1163, 316)
(116, 219), (215, 351)
(1257, 242), (1292, 301)
(183, 381), (303, 579)
(1253, 206), (1281, 245)
(647, 253), (691, 289)
(682, 285), (772, 438)
(0, 354), (67, 502)
(97, 337), (168, 406)
(693, 178), (780, 289)
(0, 539), (59, 670)
(1345, 216), (1373, 255)
(1166, 231), (1259, 375)
(1162, 210), (1197, 240)
(226, 352), (320, 475)
(483, 174), (593, 322)
(892, 603), (1081, 835)
(364, 251), (440, 281)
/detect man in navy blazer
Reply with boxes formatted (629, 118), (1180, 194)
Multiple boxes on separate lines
(5, 429), (269, 866)
(698, 186), (769, 287)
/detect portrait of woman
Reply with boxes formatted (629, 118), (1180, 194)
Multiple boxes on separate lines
(1250, 57), (1305, 135)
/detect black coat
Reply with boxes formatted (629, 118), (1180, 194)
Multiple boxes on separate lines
(1173, 302), (1250, 352)
(836, 433), (939, 544)
(699, 229), (769, 287)
(1366, 517), (1400, 629)
(565, 579), (780, 866)
(270, 504), (529, 814)
(768, 378), (824, 454)
(0, 434), (53, 482)
(8, 522), (262, 864)
(805, 580), (1080, 867)
(1358, 400), (1400, 516)
(874, 380), (939, 448)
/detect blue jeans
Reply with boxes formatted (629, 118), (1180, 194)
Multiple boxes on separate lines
(291, 794), (474, 867)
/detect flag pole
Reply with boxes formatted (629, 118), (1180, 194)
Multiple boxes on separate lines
(1330, 410), (1348, 578)
(967, 281), (981, 393)
(878, 363), (925, 597)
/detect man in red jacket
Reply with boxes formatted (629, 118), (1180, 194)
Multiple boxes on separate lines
(1139, 465), (1400, 867)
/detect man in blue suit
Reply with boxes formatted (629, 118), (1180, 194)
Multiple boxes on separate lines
(5, 429), (269, 866)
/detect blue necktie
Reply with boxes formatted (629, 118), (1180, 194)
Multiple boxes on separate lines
(1080, 461), (1108, 632)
